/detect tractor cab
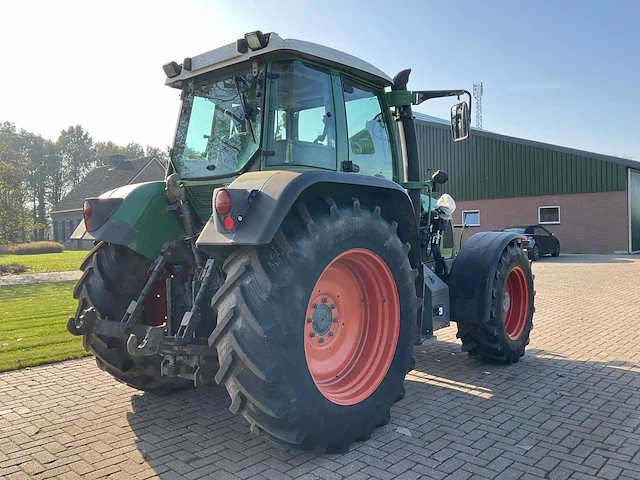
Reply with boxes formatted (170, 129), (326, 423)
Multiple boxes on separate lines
(165, 32), (399, 184)
(164, 31), (469, 187)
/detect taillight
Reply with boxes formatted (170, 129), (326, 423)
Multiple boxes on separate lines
(223, 215), (234, 230)
(215, 190), (232, 215)
(83, 200), (92, 229)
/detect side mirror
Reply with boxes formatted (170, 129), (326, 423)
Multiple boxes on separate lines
(431, 169), (449, 185)
(450, 102), (470, 142)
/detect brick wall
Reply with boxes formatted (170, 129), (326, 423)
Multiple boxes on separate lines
(452, 190), (628, 254)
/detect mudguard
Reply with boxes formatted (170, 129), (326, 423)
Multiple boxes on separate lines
(448, 231), (523, 325)
(195, 170), (419, 249)
(71, 181), (185, 259)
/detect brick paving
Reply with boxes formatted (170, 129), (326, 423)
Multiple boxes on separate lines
(0, 254), (639, 479)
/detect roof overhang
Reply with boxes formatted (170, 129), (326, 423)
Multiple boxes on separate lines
(164, 32), (392, 89)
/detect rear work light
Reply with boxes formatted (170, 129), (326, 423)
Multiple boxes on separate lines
(83, 200), (92, 229)
(215, 190), (232, 215)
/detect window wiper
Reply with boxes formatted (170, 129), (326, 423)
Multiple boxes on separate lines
(234, 76), (256, 143)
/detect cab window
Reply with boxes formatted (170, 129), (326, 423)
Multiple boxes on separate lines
(342, 81), (393, 180)
(266, 60), (337, 169)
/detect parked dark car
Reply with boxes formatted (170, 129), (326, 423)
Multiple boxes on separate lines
(502, 225), (561, 260)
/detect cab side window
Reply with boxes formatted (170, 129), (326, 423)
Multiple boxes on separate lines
(343, 81), (393, 180)
(266, 60), (337, 169)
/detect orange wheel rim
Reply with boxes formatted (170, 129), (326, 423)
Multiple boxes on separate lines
(503, 266), (529, 340)
(304, 248), (400, 406)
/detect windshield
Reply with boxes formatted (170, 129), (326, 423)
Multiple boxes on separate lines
(503, 227), (526, 233)
(171, 64), (265, 179)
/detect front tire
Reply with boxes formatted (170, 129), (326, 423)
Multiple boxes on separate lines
(73, 243), (191, 392)
(457, 243), (534, 363)
(209, 196), (419, 452)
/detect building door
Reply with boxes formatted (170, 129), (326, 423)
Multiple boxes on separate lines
(630, 169), (640, 253)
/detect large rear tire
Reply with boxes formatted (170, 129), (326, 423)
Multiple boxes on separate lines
(209, 196), (419, 453)
(457, 243), (534, 363)
(73, 243), (191, 392)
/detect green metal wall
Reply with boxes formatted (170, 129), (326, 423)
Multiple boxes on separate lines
(415, 120), (627, 201)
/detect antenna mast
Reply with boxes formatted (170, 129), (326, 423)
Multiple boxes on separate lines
(473, 82), (483, 129)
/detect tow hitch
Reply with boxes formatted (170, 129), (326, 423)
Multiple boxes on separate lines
(67, 246), (220, 386)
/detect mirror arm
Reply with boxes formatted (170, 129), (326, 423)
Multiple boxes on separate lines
(413, 90), (472, 115)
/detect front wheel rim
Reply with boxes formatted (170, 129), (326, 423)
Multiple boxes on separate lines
(304, 248), (400, 406)
(502, 266), (529, 340)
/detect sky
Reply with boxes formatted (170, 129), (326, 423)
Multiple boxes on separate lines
(1, 0), (639, 159)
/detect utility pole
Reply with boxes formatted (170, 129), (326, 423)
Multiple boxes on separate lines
(473, 82), (483, 129)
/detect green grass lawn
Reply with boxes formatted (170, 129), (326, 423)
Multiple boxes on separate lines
(0, 281), (90, 371)
(0, 250), (88, 274)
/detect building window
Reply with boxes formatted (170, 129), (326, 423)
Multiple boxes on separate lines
(57, 221), (63, 242)
(64, 220), (71, 242)
(538, 206), (560, 225)
(462, 210), (480, 227)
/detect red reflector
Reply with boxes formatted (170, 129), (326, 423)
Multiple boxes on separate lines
(223, 215), (234, 230)
(83, 200), (92, 218)
(215, 190), (232, 215)
(83, 200), (92, 230)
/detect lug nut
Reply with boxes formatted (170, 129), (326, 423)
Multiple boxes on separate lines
(306, 317), (312, 323)
(312, 303), (318, 308)
(310, 332), (316, 337)
(381, 297), (386, 304)
(330, 304), (336, 309)
(332, 317), (339, 323)
(318, 337), (325, 343)
(328, 331), (334, 337)
(322, 297), (328, 303)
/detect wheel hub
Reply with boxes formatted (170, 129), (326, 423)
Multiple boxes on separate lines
(311, 303), (333, 335)
(502, 266), (529, 340)
(502, 291), (511, 312)
(303, 248), (400, 406)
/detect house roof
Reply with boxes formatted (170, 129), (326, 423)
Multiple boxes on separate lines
(51, 156), (162, 213)
(413, 112), (640, 170)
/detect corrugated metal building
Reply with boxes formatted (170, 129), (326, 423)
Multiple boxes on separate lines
(414, 113), (640, 254)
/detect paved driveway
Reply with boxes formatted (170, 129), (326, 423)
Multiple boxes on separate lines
(1, 255), (639, 479)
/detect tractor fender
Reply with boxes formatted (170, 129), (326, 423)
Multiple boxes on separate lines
(448, 231), (524, 325)
(196, 170), (419, 249)
(71, 181), (185, 260)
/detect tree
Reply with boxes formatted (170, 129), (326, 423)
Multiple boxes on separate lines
(57, 125), (95, 188)
(145, 145), (170, 165)
(93, 141), (152, 165)
(21, 133), (51, 240)
(0, 141), (31, 243)
(123, 142), (145, 159)
(93, 140), (124, 165)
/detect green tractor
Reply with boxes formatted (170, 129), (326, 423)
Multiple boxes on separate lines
(68, 31), (534, 453)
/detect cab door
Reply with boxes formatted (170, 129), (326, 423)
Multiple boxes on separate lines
(340, 78), (396, 181)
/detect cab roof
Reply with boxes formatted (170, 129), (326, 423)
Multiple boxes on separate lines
(165, 32), (393, 88)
